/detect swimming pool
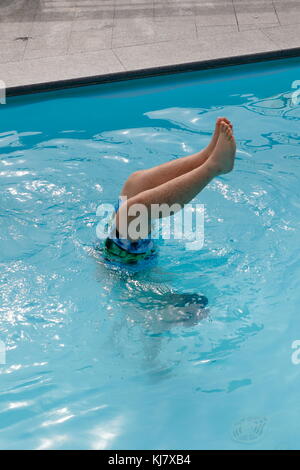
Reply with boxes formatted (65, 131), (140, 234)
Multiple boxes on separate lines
(1, 57), (300, 450)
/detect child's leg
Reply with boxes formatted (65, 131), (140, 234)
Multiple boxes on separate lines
(117, 122), (236, 239)
(121, 117), (232, 199)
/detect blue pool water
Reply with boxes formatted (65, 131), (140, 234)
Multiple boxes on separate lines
(1, 58), (300, 450)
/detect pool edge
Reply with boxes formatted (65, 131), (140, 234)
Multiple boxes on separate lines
(6, 46), (300, 97)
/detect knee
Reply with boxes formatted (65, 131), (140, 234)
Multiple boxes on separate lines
(127, 170), (145, 184)
(122, 170), (146, 198)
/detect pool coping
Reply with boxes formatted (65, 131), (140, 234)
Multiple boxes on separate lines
(6, 46), (300, 97)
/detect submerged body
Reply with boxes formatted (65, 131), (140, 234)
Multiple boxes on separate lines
(98, 118), (236, 324)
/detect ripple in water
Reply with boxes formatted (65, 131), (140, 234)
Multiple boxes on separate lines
(1, 63), (300, 449)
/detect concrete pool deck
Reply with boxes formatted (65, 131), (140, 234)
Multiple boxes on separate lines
(1, 0), (300, 89)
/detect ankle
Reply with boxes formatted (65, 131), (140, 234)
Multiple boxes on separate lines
(204, 160), (222, 177)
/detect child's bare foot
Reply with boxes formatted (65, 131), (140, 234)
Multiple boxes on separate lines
(207, 121), (236, 175)
(201, 117), (233, 160)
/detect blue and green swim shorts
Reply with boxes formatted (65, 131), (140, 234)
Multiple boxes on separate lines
(101, 199), (158, 268)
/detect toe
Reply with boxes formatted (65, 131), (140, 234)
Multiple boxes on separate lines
(220, 122), (226, 132)
(223, 118), (233, 129)
(225, 126), (232, 140)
